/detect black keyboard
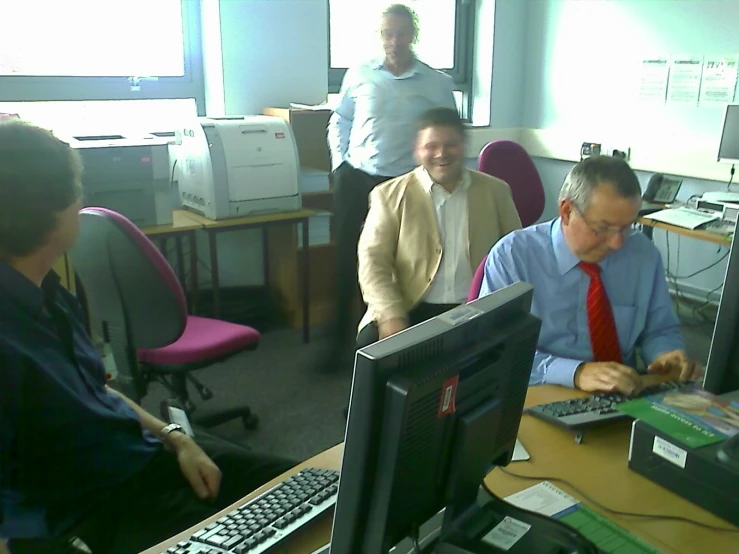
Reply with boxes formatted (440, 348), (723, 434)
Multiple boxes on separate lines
(158, 467), (339, 553)
(526, 380), (697, 435)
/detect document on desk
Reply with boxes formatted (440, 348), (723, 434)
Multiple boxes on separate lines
(512, 438), (530, 461)
(505, 482), (663, 554)
(641, 207), (719, 229)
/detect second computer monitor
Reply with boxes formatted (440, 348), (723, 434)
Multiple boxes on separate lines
(704, 225), (739, 394)
(329, 282), (541, 554)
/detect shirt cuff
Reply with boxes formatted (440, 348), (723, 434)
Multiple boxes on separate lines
(544, 356), (584, 388)
(642, 338), (686, 366)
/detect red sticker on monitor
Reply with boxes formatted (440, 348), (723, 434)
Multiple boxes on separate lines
(275, 132), (285, 139)
(438, 375), (459, 418)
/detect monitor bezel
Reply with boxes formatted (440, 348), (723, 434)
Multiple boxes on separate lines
(717, 103), (739, 164)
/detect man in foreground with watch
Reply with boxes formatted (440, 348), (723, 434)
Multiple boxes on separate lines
(0, 121), (295, 554)
(479, 155), (699, 394)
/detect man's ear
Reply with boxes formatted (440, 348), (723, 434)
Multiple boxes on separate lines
(559, 199), (572, 225)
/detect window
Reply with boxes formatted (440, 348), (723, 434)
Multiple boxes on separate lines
(328, 0), (475, 110)
(0, 0), (205, 113)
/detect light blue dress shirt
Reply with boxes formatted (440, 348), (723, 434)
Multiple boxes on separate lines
(327, 58), (456, 177)
(480, 219), (685, 387)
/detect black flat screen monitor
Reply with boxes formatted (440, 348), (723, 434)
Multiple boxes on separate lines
(329, 282), (542, 553)
(704, 225), (739, 394)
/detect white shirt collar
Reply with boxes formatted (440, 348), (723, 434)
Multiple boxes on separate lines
(416, 166), (470, 194)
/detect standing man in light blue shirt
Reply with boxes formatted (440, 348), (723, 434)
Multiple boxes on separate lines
(321, 3), (457, 372)
(480, 156), (698, 394)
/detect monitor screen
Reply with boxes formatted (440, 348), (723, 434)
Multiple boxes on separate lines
(704, 225), (739, 394)
(718, 104), (739, 163)
(329, 282), (542, 553)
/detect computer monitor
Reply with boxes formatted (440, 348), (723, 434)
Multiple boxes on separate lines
(717, 103), (739, 164)
(329, 282), (542, 553)
(704, 226), (739, 394)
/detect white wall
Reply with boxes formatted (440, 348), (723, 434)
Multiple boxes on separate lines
(518, 0), (737, 301)
(196, 0), (329, 287)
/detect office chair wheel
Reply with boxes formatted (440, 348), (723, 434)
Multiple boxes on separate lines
(242, 413), (259, 429)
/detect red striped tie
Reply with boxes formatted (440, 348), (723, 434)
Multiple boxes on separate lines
(579, 262), (622, 363)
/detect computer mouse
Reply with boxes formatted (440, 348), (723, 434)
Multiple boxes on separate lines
(717, 433), (739, 471)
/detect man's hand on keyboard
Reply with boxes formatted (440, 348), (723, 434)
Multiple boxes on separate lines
(170, 433), (223, 501)
(574, 362), (642, 395)
(648, 349), (699, 381)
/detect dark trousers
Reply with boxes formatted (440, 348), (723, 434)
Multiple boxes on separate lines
(330, 162), (392, 355)
(356, 302), (460, 350)
(9, 437), (295, 554)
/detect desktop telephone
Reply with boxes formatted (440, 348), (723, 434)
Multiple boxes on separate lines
(643, 173), (682, 204)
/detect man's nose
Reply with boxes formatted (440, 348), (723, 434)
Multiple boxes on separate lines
(607, 231), (626, 250)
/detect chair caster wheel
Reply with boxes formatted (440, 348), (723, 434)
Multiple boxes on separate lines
(242, 413), (259, 429)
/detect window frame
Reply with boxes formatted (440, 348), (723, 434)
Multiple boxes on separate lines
(0, 0), (206, 115)
(327, 0), (476, 96)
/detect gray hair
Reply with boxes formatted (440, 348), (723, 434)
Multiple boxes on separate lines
(559, 155), (642, 210)
(382, 4), (419, 39)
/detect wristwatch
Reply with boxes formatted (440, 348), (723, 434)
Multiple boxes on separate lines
(160, 423), (185, 440)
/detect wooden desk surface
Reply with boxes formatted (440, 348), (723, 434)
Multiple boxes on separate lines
(140, 209), (204, 236)
(144, 386), (739, 554)
(638, 217), (733, 245)
(183, 208), (317, 229)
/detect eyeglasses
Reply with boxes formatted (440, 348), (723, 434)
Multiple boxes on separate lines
(573, 204), (636, 239)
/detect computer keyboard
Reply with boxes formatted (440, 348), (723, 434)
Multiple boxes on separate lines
(526, 380), (696, 434)
(157, 467), (339, 554)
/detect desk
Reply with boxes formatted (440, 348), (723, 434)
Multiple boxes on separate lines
(638, 217), (733, 246)
(140, 210), (204, 312)
(144, 386), (739, 554)
(180, 209), (316, 343)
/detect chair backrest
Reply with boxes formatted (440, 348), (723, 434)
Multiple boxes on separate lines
(467, 256), (487, 302)
(68, 207), (187, 399)
(477, 140), (545, 227)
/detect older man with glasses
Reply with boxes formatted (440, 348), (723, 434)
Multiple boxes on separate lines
(479, 155), (698, 395)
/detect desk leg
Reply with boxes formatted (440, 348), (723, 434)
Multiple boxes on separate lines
(175, 235), (186, 293)
(301, 218), (310, 343)
(262, 228), (270, 286)
(189, 230), (199, 315)
(208, 231), (222, 319)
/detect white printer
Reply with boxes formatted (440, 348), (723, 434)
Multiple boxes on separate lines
(177, 116), (301, 220)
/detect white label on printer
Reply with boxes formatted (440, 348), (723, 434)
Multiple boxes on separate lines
(652, 436), (687, 469)
(481, 516), (531, 551)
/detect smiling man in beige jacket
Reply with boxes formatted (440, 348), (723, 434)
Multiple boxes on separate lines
(356, 107), (523, 347)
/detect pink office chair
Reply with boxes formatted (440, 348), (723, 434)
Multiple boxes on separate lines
(68, 207), (261, 430)
(467, 256), (487, 302)
(477, 140), (545, 227)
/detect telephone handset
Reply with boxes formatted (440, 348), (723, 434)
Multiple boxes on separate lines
(643, 173), (682, 204)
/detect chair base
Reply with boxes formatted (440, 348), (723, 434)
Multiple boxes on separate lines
(154, 370), (260, 431)
(193, 406), (260, 430)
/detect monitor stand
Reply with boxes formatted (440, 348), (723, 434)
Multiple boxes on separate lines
(436, 493), (595, 554)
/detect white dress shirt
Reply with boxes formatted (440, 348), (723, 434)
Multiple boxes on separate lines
(327, 59), (457, 177)
(417, 167), (473, 304)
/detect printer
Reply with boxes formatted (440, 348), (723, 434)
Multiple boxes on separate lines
(176, 115), (301, 220)
(67, 133), (173, 227)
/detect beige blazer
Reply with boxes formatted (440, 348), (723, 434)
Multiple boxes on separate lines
(358, 167), (522, 331)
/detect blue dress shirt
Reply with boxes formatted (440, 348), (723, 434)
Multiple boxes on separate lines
(480, 219), (685, 387)
(327, 58), (456, 177)
(0, 263), (161, 539)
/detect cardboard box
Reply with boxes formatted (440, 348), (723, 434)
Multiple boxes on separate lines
(263, 107), (331, 172)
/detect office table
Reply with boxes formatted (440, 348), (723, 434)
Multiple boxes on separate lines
(141, 210), (204, 313)
(144, 383), (739, 554)
(638, 217), (733, 246)
(179, 209), (316, 343)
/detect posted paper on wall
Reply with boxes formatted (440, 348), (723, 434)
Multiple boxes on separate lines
(667, 56), (703, 105)
(638, 57), (669, 103)
(699, 56), (738, 106)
